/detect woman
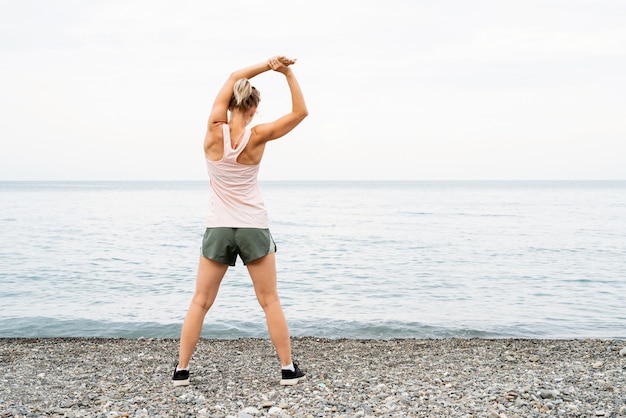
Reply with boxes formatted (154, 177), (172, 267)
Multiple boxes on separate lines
(173, 56), (308, 387)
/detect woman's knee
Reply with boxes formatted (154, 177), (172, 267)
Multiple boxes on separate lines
(256, 291), (280, 310)
(191, 292), (215, 312)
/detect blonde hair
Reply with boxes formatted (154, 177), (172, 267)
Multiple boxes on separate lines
(229, 78), (260, 112)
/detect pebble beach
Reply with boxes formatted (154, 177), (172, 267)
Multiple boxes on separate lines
(1, 337), (625, 417)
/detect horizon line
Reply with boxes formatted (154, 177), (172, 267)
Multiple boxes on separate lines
(2, 179), (626, 183)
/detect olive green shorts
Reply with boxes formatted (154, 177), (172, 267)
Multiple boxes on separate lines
(201, 227), (277, 266)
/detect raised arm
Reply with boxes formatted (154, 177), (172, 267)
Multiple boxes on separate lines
(251, 59), (308, 143)
(207, 61), (272, 128)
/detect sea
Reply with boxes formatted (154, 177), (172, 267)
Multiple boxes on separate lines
(1, 181), (625, 340)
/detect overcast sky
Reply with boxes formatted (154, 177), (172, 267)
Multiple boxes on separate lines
(1, 0), (625, 181)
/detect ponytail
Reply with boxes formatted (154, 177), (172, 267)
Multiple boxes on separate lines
(229, 78), (261, 112)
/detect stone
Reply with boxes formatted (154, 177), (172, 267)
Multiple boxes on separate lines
(268, 407), (282, 415)
(539, 390), (558, 399)
(241, 407), (260, 416)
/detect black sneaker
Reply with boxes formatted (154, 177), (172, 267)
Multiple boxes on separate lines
(172, 365), (190, 387)
(280, 362), (305, 386)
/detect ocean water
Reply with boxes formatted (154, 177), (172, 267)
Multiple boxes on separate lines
(1, 181), (625, 339)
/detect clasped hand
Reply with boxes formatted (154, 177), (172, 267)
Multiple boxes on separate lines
(268, 56), (296, 73)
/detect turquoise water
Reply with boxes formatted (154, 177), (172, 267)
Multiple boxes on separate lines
(1, 181), (625, 339)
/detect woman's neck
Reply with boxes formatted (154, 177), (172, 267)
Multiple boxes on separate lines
(229, 111), (250, 128)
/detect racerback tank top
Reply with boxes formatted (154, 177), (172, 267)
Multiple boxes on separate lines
(204, 124), (269, 228)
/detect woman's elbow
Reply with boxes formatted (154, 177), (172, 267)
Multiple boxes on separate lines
(298, 109), (309, 120)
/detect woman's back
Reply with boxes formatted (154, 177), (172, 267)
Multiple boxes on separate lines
(205, 124), (268, 228)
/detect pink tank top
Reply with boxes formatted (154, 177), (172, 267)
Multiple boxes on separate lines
(205, 124), (269, 228)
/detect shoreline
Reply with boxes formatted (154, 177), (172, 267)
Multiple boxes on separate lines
(1, 337), (625, 417)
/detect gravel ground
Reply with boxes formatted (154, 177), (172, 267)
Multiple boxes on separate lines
(1, 337), (625, 417)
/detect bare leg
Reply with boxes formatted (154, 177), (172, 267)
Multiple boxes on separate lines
(177, 256), (229, 368)
(246, 253), (292, 366)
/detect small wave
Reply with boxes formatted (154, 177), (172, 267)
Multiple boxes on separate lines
(289, 319), (501, 339)
(0, 317), (515, 339)
(0, 317), (182, 339)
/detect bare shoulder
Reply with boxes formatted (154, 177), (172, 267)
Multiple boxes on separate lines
(249, 123), (272, 144)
